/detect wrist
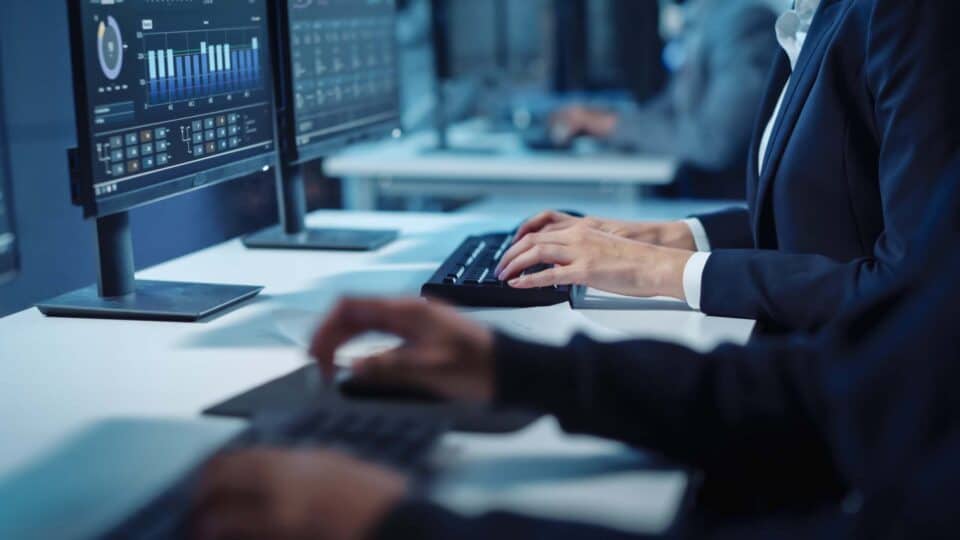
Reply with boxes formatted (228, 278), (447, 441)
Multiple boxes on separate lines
(659, 221), (697, 251)
(492, 332), (566, 410)
(652, 247), (693, 300)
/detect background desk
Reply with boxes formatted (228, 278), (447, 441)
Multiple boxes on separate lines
(325, 120), (678, 210)
(0, 203), (753, 538)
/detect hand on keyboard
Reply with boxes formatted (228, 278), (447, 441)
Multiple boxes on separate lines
(193, 448), (407, 540)
(497, 223), (694, 300)
(421, 233), (572, 307)
(513, 210), (698, 251)
(310, 298), (496, 402)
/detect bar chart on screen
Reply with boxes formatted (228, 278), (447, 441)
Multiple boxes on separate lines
(141, 27), (264, 107)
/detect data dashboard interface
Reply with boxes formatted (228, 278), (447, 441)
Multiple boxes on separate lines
(75, 0), (276, 212)
(287, 0), (400, 153)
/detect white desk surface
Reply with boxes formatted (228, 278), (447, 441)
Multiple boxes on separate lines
(0, 207), (753, 537)
(325, 121), (677, 185)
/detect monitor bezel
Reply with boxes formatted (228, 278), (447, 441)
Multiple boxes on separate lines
(66, 0), (282, 219)
(272, 0), (403, 167)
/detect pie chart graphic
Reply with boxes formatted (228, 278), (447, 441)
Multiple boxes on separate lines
(97, 16), (124, 80)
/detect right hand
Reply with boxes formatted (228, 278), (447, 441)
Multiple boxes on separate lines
(193, 448), (407, 540)
(309, 298), (496, 403)
(513, 211), (697, 251)
(549, 105), (618, 143)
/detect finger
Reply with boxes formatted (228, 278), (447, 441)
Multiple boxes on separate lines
(309, 298), (428, 378)
(499, 244), (572, 282)
(509, 266), (583, 289)
(351, 351), (454, 400)
(351, 357), (440, 393)
(540, 220), (581, 234)
(514, 211), (564, 242)
(495, 233), (534, 275)
(497, 230), (570, 276)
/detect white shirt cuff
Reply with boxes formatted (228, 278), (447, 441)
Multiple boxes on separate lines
(683, 252), (711, 311)
(683, 218), (712, 252)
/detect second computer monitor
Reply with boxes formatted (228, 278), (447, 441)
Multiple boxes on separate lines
(279, 0), (401, 163)
(242, 0), (401, 252)
(0, 55), (16, 285)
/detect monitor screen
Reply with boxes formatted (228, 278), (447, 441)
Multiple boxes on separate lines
(71, 0), (278, 217)
(0, 57), (16, 284)
(285, 0), (401, 161)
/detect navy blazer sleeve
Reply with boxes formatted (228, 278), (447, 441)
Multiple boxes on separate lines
(692, 207), (753, 249)
(699, 0), (960, 330)
(491, 332), (842, 497)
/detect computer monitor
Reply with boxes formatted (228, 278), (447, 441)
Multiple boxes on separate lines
(0, 51), (16, 286)
(553, 0), (665, 100)
(420, 0), (505, 154)
(243, 0), (401, 251)
(37, 0), (280, 321)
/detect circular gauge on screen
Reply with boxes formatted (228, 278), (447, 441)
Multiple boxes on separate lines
(97, 16), (124, 80)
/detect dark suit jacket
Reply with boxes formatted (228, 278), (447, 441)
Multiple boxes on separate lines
(374, 150), (960, 539)
(692, 0), (960, 331)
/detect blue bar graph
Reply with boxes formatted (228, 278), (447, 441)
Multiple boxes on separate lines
(192, 55), (200, 99)
(231, 51), (239, 91)
(146, 36), (262, 106)
(175, 56), (184, 100)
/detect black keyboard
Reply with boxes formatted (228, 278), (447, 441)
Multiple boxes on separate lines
(422, 232), (572, 307)
(101, 404), (447, 540)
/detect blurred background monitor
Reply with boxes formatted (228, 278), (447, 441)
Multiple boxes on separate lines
(279, 0), (402, 164)
(0, 45), (16, 285)
(397, 0), (666, 132)
(553, 0), (666, 101)
(242, 0), (402, 252)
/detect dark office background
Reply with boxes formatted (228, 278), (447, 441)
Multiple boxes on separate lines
(0, 0), (665, 317)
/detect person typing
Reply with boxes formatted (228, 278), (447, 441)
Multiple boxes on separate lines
(500, 0), (960, 333)
(189, 153), (960, 540)
(552, 0), (781, 200)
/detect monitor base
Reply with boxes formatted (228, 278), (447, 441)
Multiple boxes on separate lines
(243, 225), (398, 251)
(36, 280), (263, 322)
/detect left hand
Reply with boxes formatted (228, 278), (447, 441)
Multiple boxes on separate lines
(496, 224), (693, 300)
(191, 449), (408, 540)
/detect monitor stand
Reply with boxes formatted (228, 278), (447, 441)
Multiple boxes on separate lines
(36, 211), (262, 321)
(419, 84), (501, 157)
(243, 163), (398, 251)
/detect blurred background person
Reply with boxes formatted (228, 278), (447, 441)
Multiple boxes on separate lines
(552, 0), (784, 200)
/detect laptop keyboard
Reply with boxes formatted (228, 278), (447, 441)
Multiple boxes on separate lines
(101, 403), (447, 540)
